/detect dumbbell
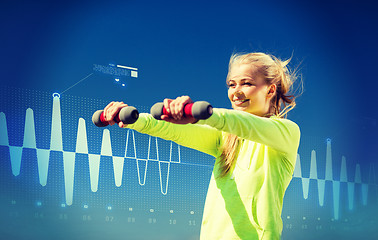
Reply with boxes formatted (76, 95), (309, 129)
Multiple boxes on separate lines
(92, 106), (139, 127)
(150, 101), (213, 120)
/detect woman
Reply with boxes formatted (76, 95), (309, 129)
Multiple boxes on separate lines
(103, 52), (300, 240)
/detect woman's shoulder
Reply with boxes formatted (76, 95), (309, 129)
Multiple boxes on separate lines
(270, 115), (301, 140)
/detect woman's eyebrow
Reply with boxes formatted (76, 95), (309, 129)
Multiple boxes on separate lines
(227, 77), (256, 84)
(240, 78), (256, 82)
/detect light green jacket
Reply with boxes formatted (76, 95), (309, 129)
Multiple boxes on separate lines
(125, 108), (300, 240)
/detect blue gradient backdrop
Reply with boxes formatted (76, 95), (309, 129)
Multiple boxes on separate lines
(1, 0), (377, 239)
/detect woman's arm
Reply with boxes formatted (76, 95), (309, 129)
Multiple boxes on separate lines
(101, 100), (222, 158)
(125, 113), (222, 158)
(196, 108), (300, 155)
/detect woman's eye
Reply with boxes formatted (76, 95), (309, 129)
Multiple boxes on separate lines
(227, 83), (236, 87)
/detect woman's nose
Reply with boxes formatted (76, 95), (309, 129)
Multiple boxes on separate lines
(234, 89), (244, 97)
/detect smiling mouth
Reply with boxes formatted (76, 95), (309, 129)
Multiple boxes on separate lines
(233, 99), (249, 105)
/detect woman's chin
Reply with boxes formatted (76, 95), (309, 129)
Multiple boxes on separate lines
(232, 105), (249, 112)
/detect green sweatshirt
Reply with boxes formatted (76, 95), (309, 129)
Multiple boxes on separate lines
(125, 108), (300, 240)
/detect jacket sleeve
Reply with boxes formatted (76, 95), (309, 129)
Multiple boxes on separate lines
(196, 108), (300, 155)
(124, 113), (222, 158)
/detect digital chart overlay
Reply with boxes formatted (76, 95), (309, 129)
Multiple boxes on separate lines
(0, 89), (376, 220)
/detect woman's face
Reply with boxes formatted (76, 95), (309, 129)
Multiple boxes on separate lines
(227, 63), (275, 116)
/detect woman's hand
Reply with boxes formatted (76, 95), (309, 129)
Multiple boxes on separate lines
(103, 101), (129, 128)
(161, 96), (197, 124)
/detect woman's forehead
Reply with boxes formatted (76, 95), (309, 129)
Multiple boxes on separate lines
(228, 64), (262, 79)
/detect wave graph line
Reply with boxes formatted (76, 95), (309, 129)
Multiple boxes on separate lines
(0, 92), (375, 218)
(294, 138), (371, 220)
(0, 94), (182, 205)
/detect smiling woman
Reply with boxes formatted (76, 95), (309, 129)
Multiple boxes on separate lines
(221, 52), (299, 178)
(102, 51), (301, 239)
(226, 53), (297, 118)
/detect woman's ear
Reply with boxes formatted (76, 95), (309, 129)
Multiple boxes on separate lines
(267, 84), (276, 98)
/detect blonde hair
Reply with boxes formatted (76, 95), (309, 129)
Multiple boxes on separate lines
(219, 52), (300, 177)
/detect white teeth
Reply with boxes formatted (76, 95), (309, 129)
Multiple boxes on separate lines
(234, 99), (248, 103)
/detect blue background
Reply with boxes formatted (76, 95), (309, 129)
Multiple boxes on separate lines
(1, 0), (378, 239)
